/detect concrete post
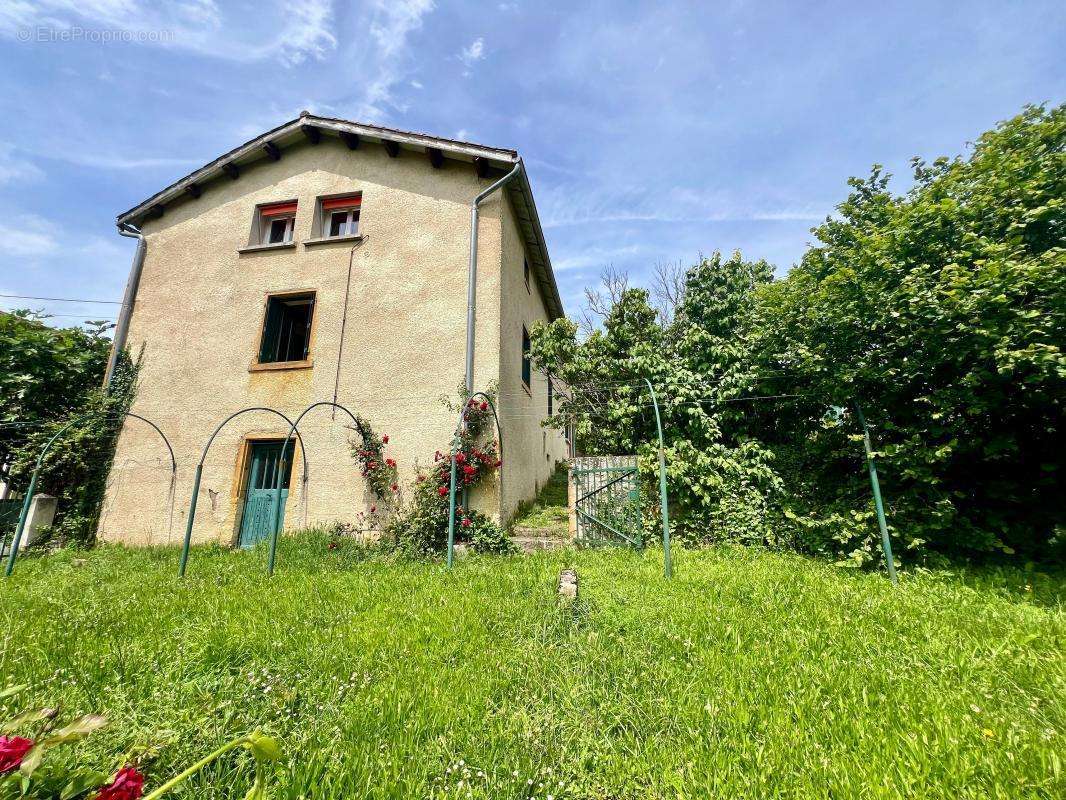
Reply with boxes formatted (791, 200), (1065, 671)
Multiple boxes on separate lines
(24, 494), (57, 547)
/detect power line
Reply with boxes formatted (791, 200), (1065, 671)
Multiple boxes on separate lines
(0, 294), (124, 305)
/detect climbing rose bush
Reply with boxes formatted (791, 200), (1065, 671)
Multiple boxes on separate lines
(383, 387), (511, 556)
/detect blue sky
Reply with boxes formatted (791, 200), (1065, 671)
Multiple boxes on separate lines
(0, 0), (1062, 325)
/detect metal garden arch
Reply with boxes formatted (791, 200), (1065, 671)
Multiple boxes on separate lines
(446, 391), (504, 568)
(4, 411), (178, 577)
(267, 401), (363, 576)
(178, 407), (308, 578)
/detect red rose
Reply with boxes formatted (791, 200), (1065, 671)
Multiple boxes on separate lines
(390, 483), (399, 492)
(480, 401), (488, 411)
(386, 458), (396, 468)
(437, 486), (448, 496)
(367, 461), (377, 470)
(455, 452), (466, 464)
(495, 459), (503, 468)
(463, 465), (476, 476)
(381, 434), (389, 444)
(0, 736), (33, 774)
(370, 505), (377, 513)
(461, 517), (471, 528)
(95, 766), (145, 800)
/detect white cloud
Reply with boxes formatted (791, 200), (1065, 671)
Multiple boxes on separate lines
(459, 36), (486, 75)
(270, 0), (336, 66)
(539, 182), (825, 228)
(554, 244), (644, 272)
(0, 144), (43, 185)
(0, 0), (337, 66)
(460, 36), (485, 66)
(0, 216), (60, 258)
(350, 0), (435, 121)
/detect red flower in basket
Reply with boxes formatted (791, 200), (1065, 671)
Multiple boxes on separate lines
(0, 736), (33, 774)
(95, 766), (145, 800)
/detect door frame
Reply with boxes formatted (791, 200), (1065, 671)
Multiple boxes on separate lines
(232, 433), (301, 547)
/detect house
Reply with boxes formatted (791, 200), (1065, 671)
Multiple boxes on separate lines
(97, 113), (568, 548)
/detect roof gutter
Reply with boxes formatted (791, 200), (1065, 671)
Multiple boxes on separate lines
(465, 159), (523, 395)
(103, 222), (146, 389)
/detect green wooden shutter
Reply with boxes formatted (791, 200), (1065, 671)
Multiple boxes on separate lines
(302, 295), (315, 360)
(259, 299), (281, 363)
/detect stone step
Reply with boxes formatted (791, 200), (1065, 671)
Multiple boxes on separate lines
(509, 535), (571, 554)
(509, 526), (571, 550)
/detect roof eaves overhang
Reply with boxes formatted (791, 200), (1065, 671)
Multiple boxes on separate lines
(115, 114), (564, 319)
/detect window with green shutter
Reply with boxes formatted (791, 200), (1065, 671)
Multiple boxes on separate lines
(258, 292), (315, 363)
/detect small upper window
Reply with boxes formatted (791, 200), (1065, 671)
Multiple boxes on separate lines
(523, 258), (531, 292)
(257, 201), (297, 245)
(521, 326), (531, 388)
(258, 292), (315, 364)
(320, 195), (361, 238)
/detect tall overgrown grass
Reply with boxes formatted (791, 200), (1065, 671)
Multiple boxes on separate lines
(1, 533), (1062, 798)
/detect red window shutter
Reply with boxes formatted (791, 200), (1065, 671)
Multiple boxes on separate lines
(260, 201), (297, 217)
(322, 195), (361, 211)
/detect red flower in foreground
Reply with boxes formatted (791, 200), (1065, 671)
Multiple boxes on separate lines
(0, 736), (33, 774)
(437, 486), (448, 496)
(381, 434), (389, 444)
(96, 766), (145, 800)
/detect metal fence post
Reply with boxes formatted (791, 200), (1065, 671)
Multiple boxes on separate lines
(854, 401), (898, 584)
(643, 378), (672, 578)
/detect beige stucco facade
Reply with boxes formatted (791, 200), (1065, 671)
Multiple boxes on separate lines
(97, 128), (567, 547)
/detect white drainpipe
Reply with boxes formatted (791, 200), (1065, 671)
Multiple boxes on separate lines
(103, 222), (146, 389)
(465, 160), (524, 395)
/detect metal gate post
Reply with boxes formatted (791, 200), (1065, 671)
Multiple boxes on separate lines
(643, 378), (672, 578)
(854, 401), (898, 584)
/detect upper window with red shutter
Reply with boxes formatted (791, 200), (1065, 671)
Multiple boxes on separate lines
(319, 194), (361, 239)
(255, 200), (297, 245)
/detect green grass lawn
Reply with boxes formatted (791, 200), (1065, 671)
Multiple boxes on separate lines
(1, 535), (1063, 799)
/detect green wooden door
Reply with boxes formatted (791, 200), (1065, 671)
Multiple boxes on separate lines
(239, 441), (294, 549)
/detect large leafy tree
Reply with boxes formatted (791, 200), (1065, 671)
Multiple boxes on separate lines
(532, 253), (782, 544)
(753, 103), (1064, 562)
(1, 311), (134, 545)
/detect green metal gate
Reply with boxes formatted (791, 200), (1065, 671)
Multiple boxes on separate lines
(571, 456), (642, 548)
